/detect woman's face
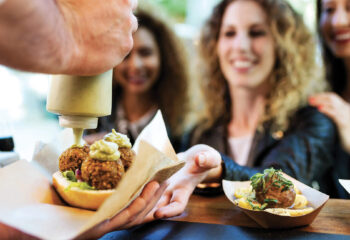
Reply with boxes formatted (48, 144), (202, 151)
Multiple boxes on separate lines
(320, 0), (350, 58)
(217, 0), (275, 91)
(114, 27), (161, 94)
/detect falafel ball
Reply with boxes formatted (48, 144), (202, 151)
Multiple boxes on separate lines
(81, 158), (125, 190)
(59, 145), (90, 172)
(119, 147), (135, 171)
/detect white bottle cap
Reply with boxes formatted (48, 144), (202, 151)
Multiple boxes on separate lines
(59, 115), (98, 129)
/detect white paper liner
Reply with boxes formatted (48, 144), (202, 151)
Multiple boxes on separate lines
(0, 111), (184, 239)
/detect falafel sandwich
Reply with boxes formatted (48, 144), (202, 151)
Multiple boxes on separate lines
(52, 129), (135, 210)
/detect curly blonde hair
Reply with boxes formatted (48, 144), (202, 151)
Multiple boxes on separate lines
(197, 0), (326, 134)
(113, 7), (190, 137)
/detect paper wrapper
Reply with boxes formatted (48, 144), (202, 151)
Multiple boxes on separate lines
(222, 174), (329, 229)
(339, 179), (350, 194)
(0, 111), (185, 239)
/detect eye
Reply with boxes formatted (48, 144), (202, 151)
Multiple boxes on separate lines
(249, 30), (266, 37)
(138, 47), (153, 57)
(323, 6), (335, 14)
(224, 30), (236, 37)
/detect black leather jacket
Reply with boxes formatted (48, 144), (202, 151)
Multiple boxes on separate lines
(182, 106), (344, 197)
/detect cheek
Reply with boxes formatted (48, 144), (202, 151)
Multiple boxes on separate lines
(114, 65), (127, 83)
(217, 39), (229, 60)
(319, 17), (331, 38)
(147, 57), (161, 77)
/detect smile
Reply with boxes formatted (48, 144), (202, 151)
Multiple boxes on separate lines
(233, 60), (253, 68)
(334, 32), (350, 42)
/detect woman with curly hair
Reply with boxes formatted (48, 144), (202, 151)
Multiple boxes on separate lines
(143, 0), (339, 220)
(162, 0), (339, 203)
(85, 7), (189, 150)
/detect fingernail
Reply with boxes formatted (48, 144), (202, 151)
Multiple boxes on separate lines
(198, 153), (205, 167)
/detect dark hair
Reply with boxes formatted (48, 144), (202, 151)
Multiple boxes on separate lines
(111, 8), (189, 137)
(316, 0), (347, 94)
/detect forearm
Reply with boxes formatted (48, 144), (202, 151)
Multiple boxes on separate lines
(0, 0), (74, 73)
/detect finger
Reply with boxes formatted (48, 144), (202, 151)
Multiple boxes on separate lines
(130, 0), (138, 10)
(143, 191), (172, 222)
(190, 151), (221, 175)
(123, 181), (168, 228)
(309, 93), (344, 108)
(317, 105), (338, 122)
(101, 181), (161, 232)
(154, 201), (187, 219)
(197, 152), (221, 169)
(131, 13), (138, 33)
(154, 188), (192, 219)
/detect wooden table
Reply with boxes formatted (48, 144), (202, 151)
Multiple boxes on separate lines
(171, 194), (350, 235)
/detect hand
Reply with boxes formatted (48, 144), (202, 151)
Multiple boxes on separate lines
(0, 223), (38, 240)
(59, 0), (138, 75)
(146, 144), (222, 220)
(84, 132), (108, 145)
(309, 92), (350, 153)
(76, 180), (168, 239)
(0, 0), (137, 75)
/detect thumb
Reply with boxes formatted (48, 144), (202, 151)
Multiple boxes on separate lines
(194, 151), (221, 172)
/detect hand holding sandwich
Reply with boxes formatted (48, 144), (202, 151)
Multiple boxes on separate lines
(0, 181), (167, 240)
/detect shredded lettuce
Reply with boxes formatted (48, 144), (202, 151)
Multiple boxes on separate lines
(64, 181), (95, 191)
(62, 170), (95, 191)
(62, 170), (77, 182)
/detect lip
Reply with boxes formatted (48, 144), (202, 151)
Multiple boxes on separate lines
(332, 30), (350, 44)
(128, 77), (147, 85)
(231, 59), (255, 73)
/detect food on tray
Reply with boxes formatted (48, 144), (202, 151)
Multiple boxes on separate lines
(233, 168), (314, 216)
(53, 129), (135, 210)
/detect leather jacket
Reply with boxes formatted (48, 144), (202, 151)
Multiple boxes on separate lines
(182, 106), (344, 198)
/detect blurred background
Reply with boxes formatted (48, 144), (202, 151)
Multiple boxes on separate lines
(0, 0), (316, 161)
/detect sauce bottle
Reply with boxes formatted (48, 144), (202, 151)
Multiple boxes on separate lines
(46, 70), (112, 144)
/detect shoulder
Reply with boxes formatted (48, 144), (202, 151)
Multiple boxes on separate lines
(287, 105), (336, 139)
(178, 120), (227, 153)
(292, 105), (335, 128)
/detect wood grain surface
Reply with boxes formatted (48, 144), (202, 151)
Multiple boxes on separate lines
(171, 195), (350, 235)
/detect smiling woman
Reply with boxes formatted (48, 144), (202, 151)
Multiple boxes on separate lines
(179, 0), (340, 198)
(85, 6), (190, 151)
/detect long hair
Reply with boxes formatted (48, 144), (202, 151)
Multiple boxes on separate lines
(112, 8), (190, 137)
(197, 0), (325, 135)
(316, 0), (347, 94)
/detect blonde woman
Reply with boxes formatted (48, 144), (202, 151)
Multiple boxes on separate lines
(148, 0), (339, 219)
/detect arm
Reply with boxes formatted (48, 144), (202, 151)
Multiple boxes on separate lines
(0, 0), (137, 75)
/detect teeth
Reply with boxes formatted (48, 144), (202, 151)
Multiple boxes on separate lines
(234, 61), (252, 68)
(335, 33), (350, 41)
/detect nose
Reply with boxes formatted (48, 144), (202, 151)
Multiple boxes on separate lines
(333, 7), (349, 27)
(128, 53), (143, 70)
(233, 32), (251, 53)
